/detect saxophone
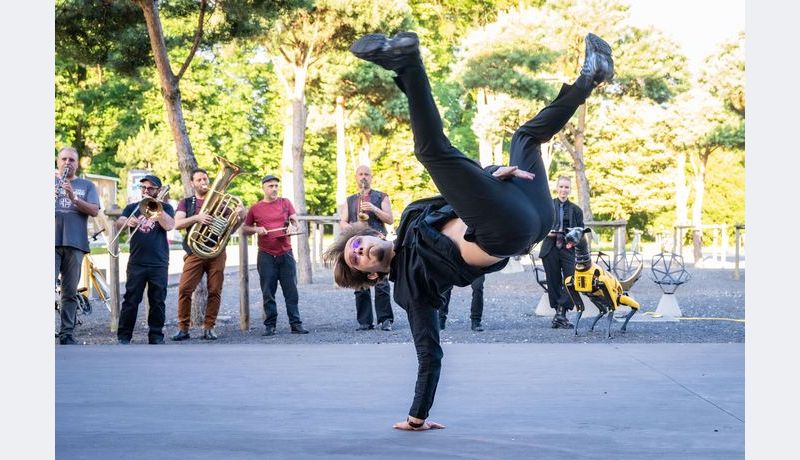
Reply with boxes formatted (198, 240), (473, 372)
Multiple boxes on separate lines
(187, 155), (243, 259)
(357, 178), (369, 222)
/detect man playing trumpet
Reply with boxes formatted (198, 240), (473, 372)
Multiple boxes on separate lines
(115, 175), (175, 344)
(338, 165), (395, 331)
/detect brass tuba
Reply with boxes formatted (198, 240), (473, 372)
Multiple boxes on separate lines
(187, 155), (243, 259)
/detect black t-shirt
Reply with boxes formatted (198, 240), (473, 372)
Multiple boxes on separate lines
(121, 202), (175, 267)
(389, 196), (508, 311)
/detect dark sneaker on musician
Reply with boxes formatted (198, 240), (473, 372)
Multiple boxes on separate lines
(171, 330), (190, 341)
(350, 32), (421, 72)
(291, 325), (309, 334)
(59, 335), (78, 345)
(580, 33), (614, 87)
(202, 329), (218, 340)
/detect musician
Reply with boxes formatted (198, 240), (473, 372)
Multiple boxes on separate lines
(172, 168), (245, 341)
(324, 31), (613, 429)
(116, 175), (175, 344)
(338, 165), (395, 331)
(242, 174), (309, 336)
(55, 147), (100, 345)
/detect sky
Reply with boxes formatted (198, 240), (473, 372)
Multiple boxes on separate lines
(625, 0), (745, 72)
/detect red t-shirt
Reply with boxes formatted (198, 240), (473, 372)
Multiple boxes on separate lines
(244, 198), (296, 256)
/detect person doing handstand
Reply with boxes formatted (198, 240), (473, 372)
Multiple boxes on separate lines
(324, 31), (614, 431)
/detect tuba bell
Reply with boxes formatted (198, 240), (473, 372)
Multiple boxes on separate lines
(187, 155), (243, 259)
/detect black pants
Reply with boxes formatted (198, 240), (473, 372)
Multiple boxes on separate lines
(541, 246), (578, 310)
(396, 67), (592, 258)
(257, 251), (302, 328)
(440, 275), (484, 321)
(396, 63), (592, 420)
(118, 263), (168, 342)
(354, 277), (393, 326)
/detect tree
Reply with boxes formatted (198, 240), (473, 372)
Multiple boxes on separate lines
(56, 0), (303, 195)
(259, 0), (411, 283)
(661, 33), (744, 264)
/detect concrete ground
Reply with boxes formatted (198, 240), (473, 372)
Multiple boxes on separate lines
(56, 343), (743, 459)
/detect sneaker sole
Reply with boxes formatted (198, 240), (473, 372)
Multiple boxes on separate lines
(350, 32), (419, 59)
(586, 33), (612, 57)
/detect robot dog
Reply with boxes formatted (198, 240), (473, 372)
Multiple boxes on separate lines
(563, 227), (642, 338)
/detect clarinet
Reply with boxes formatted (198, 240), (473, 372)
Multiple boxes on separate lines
(56, 165), (71, 200)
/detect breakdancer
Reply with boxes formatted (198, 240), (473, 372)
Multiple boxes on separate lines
(324, 31), (614, 430)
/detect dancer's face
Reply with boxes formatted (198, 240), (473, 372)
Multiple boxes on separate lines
(344, 234), (392, 275)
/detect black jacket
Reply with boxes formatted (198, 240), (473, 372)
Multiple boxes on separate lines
(539, 198), (584, 258)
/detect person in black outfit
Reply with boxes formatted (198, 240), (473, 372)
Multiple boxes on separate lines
(539, 175), (585, 328)
(338, 165), (395, 331)
(439, 274), (485, 331)
(323, 31), (614, 430)
(116, 175), (175, 344)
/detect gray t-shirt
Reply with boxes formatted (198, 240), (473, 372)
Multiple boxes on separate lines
(55, 176), (101, 253)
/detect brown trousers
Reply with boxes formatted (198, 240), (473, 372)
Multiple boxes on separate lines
(176, 252), (227, 331)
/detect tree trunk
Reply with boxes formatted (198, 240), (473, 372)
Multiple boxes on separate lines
(476, 88), (493, 166)
(136, 0), (207, 314)
(570, 104), (593, 221)
(281, 105), (295, 200)
(290, 67), (312, 284)
(135, 0), (198, 197)
(691, 151), (709, 266)
(335, 96), (347, 208)
(190, 274), (208, 327)
(675, 151), (689, 225)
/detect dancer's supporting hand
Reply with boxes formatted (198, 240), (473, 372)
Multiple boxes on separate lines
(393, 417), (446, 431)
(492, 165), (535, 181)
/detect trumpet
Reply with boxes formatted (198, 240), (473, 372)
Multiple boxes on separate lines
(357, 178), (369, 222)
(108, 185), (170, 258)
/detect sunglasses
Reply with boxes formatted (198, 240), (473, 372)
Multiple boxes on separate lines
(139, 185), (159, 192)
(349, 237), (362, 266)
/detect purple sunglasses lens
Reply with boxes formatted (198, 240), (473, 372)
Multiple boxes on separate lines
(352, 238), (361, 250)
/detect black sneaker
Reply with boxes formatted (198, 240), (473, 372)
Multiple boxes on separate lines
(262, 326), (276, 336)
(580, 33), (614, 87)
(291, 325), (309, 334)
(471, 319), (484, 332)
(171, 330), (190, 341)
(350, 32), (420, 72)
(202, 329), (218, 340)
(117, 338), (131, 345)
(149, 337), (165, 345)
(356, 324), (374, 331)
(59, 335), (78, 345)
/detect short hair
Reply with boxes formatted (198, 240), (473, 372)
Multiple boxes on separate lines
(58, 147), (79, 159)
(191, 168), (208, 180)
(323, 223), (386, 289)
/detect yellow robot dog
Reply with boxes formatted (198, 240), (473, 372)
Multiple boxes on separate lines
(563, 227), (641, 338)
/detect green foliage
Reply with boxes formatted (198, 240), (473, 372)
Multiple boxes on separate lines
(54, 0), (745, 238)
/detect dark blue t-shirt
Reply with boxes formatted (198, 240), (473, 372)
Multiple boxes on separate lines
(121, 202), (175, 267)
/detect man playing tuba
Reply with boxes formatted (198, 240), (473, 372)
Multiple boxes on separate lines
(172, 166), (245, 342)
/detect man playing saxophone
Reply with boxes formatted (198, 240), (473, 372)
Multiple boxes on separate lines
(55, 147), (100, 345)
(338, 165), (395, 331)
(115, 175), (175, 344)
(172, 167), (245, 341)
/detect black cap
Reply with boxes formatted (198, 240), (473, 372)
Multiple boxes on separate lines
(140, 175), (162, 188)
(261, 174), (280, 184)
